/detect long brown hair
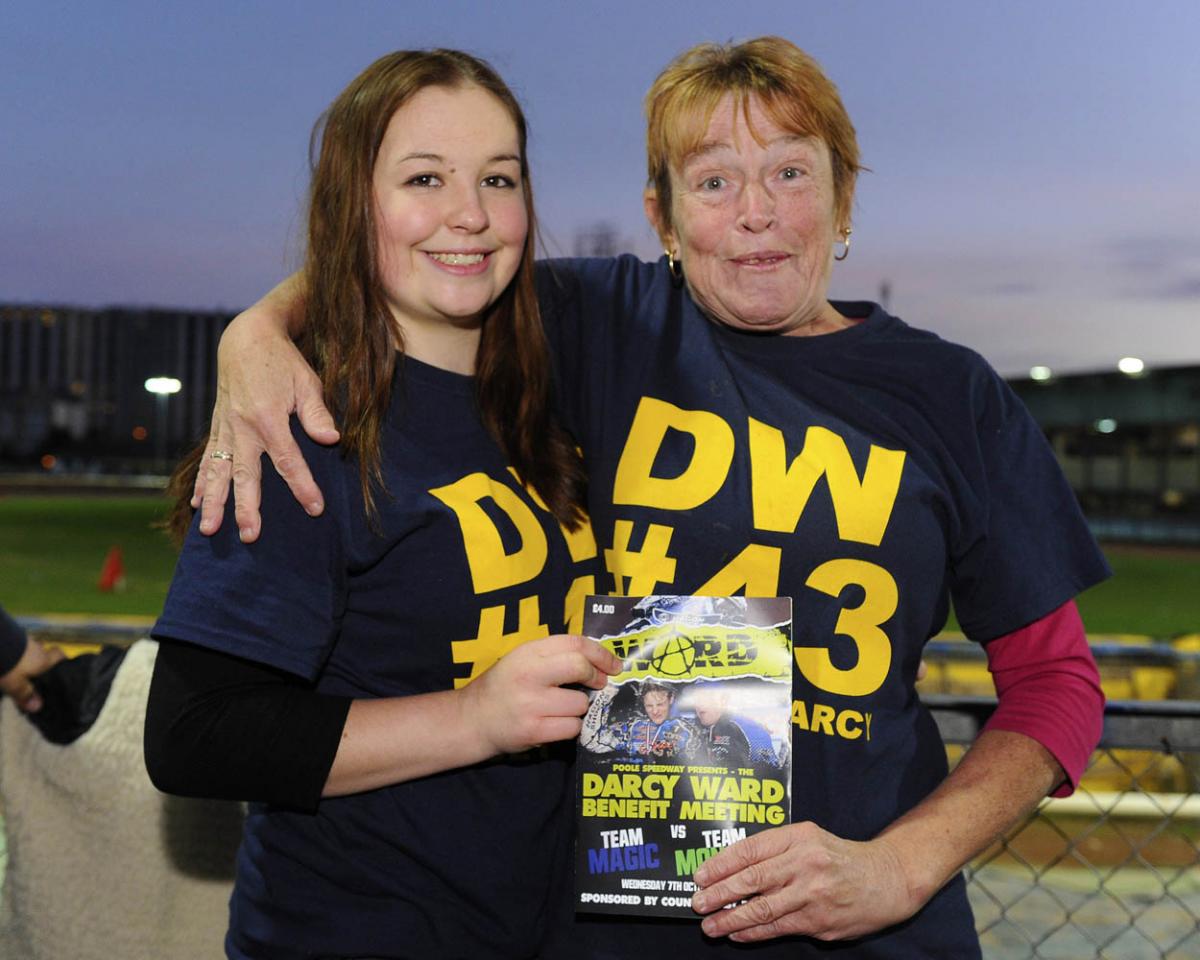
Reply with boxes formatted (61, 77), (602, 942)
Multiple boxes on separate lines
(168, 49), (586, 542)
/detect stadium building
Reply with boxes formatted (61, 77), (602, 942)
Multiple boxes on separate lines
(2, 301), (1198, 544)
(0, 303), (229, 473)
(1010, 365), (1200, 543)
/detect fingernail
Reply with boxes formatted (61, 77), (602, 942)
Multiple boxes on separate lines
(199, 518), (213, 533)
(692, 892), (708, 912)
(240, 527), (254, 541)
(307, 502), (323, 516)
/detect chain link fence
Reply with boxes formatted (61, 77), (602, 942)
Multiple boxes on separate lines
(929, 695), (1200, 959)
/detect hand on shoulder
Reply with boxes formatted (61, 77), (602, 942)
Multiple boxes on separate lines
(196, 289), (337, 542)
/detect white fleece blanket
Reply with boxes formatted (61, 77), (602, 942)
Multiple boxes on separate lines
(0, 639), (242, 959)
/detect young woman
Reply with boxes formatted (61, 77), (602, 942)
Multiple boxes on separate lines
(143, 49), (618, 960)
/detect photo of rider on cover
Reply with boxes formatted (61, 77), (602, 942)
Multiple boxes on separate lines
(581, 677), (786, 768)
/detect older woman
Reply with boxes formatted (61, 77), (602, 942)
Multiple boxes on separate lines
(201, 37), (1106, 958)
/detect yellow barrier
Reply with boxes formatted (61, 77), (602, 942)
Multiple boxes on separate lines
(923, 631), (1200, 793)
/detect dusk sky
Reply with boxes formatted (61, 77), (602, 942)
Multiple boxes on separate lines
(2, 1), (1197, 377)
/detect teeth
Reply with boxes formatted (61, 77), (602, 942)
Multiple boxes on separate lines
(429, 252), (485, 265)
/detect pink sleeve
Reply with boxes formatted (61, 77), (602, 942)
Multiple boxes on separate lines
(981, 600), (1104, 797)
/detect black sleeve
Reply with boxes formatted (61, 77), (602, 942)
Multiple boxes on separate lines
(144, 639), (352, 813)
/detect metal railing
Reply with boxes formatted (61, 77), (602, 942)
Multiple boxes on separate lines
(930, 696), (1200, 959)
(19, 616), (151, 651)
(16, 620), (1200, 955)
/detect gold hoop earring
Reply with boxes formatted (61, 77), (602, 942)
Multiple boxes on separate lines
(666, 249), (683, 281)
(834, 228), (852, 262)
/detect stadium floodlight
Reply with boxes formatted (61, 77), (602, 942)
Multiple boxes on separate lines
(145, 376), (182, 469)
(1117, 357), (1144, 376)
(144, 377), (182, 395)
(1029, 365), (1052, 382)
(1095, 418), (1118, 434)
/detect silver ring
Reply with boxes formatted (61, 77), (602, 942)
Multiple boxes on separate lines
(210, 450), (234, 461)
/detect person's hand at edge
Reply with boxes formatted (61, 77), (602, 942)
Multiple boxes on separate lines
(0, 638), (66, 713)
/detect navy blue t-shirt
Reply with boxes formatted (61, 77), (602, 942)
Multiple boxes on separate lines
(0, 605), (28, 676)
(536, 255), (1110, 959)
(155, 356), (600, 960)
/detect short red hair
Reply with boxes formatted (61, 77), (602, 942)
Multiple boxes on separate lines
(645, 36), (863, 238)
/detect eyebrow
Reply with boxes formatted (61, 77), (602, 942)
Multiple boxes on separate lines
(396, 151), (521, 165)
(683, 134), (815, 164)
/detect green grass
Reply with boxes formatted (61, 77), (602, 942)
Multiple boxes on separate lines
(0, 495), (179, 618)
(1075, 545), (1200, 638)
(934, 545), (1200, 639)
(1, 496), (1199, 637)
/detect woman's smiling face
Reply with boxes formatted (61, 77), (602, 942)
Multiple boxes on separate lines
(653, 93), (847, 337)
(372, 83), (527, 346)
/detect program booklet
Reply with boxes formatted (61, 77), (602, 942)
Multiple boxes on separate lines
(574, 594), (793, 918)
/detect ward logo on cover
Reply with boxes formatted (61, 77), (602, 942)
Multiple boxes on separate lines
(649, 632), (697, 677)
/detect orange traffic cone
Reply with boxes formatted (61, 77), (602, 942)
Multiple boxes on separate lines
(97, 545), (127, 592)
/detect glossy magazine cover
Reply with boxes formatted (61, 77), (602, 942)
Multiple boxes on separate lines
(575, 594), (793, 918)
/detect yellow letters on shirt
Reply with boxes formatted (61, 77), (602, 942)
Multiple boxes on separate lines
(506, 466), (598, 632)
(508, 466), (598, 564)
(613, 397), (734, 510)
(694, 544), (782, 597)
(748, 419), (904, 546)
(795, 558), (897, 697)
(450, 596), (548, 688)
(434, 469), (600, 681)
(611, 398), (905, 546)
(429, 472), (547, 593)
(604, 394), (908, 707)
